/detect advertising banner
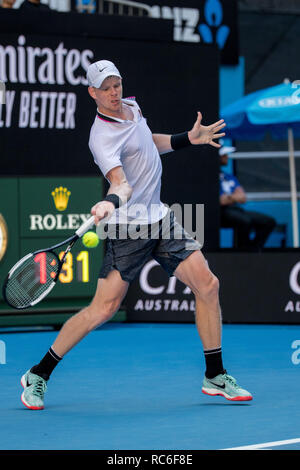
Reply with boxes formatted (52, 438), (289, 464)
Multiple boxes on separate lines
(70, 0), (238, 64)
(209, 252), (300, 324)
(125, 251), (300, 324)
(0, 176), (104, 309)
(140, 0), (238, 65)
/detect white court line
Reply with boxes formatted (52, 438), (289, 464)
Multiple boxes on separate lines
(223, 438), (300, 450)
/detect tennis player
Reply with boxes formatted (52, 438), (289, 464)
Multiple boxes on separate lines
(20, 60), (252, 410)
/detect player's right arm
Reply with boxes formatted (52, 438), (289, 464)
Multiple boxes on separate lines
(91, 166), (133, 225)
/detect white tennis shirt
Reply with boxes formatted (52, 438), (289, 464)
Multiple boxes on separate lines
(88, 98), (168, 224)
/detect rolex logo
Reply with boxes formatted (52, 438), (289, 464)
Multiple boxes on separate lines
(51, 186), (71, 211)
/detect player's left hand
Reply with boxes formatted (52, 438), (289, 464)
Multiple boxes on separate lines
(188, 112), (226, 148)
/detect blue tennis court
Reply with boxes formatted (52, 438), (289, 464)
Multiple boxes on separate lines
(0, 322), (300, 450)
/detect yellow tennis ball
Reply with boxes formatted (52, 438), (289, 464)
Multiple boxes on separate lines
(82, 231), (99, 248)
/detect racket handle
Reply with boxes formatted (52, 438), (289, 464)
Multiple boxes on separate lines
(75, 215), (109, 238)
(75, 216), (95, 238)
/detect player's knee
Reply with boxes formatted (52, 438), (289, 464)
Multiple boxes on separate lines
(102, 300), (120, 322)
(206, 274), (219, 298)
(193, 272), (219, 300)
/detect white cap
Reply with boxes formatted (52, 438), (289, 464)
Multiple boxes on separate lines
(87, 60), (122, 89)
(219, 146), (236, 156)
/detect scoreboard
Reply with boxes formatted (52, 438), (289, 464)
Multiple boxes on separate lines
(0, 176), (104, 316)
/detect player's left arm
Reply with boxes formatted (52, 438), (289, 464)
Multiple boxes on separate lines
(152, 112), (226, 154)
(152, 134), (172, 155)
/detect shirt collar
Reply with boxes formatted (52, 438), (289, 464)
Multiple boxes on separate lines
(96, 110), (124, 123)
(96, 100), (139, 123)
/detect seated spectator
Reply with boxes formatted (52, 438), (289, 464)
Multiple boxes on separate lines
(219, 146), (276, 250)
(1, 0), (16, 7)
(19, 0), (51, 11)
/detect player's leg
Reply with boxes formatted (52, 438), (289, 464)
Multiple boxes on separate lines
(21, 231), (156, 410)
(174, 251), (252, 401)
(51, 270), (129, 358)
(154, 211), (252, 401)
(154, 214), (224, 376)
(21, 270), (128, 410)
(174, 250), (221, 353)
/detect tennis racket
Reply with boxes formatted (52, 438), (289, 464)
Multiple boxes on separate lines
(2, 215), (101, 310)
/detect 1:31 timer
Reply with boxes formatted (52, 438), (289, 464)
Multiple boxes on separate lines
(34, 250), (90, 284)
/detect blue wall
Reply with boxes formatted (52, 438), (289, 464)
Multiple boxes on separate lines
(220, 57), (245, 110)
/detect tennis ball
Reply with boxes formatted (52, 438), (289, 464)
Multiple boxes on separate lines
(82, 231), (99, 248)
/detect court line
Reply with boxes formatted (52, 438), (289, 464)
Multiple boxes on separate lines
(223, 437), (300, 450)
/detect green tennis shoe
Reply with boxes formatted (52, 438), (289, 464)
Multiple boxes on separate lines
(21, 370), (47, 410)
(202, 371), (252, 401)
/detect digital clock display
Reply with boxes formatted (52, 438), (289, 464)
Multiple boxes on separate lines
(21, 238), (104, 299)
(59, 251), (90, 283)
(33, 250), (90, 284)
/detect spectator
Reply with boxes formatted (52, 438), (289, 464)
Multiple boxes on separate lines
(1, 0), (16, 7)
(19, 0), (51, 11)
(219, 146), (276, 250)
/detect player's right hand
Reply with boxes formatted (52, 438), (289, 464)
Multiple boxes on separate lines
(91, 201), (115, 225)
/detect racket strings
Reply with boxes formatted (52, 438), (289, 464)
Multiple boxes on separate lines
(5, 252), (59, 309)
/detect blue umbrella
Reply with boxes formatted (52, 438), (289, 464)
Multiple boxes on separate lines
(221, 80), (300, 247)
